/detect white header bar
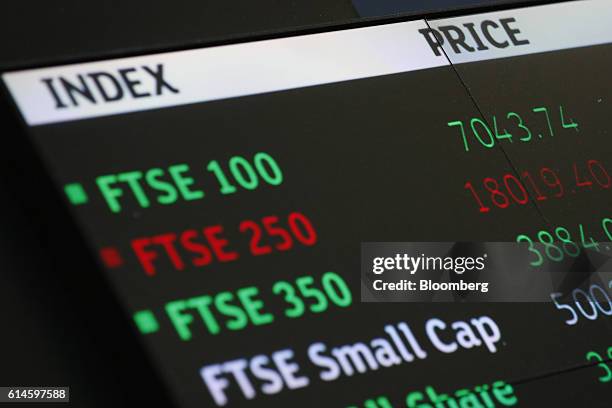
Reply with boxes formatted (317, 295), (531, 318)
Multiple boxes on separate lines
(2, 20), (445, 126)
(429, 0), (612, 64)
(3, 0), (612, 126)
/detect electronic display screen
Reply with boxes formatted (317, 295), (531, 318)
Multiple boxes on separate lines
(2, 1), (611, 406)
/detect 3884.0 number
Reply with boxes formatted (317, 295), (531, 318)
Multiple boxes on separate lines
(516, 218), (612, 266)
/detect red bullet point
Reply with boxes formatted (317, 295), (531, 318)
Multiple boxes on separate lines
(100, 247), (124, 268)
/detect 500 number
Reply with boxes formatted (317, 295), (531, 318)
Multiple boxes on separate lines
(551, 281), (612, 325)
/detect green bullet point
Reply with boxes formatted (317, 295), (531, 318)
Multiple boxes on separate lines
(133, 310), (159, 334)
(64, 183), (88, 205)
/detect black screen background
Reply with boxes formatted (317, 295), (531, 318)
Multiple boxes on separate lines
(1, 2), (611, 407)
(22, 49), (612, 406)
